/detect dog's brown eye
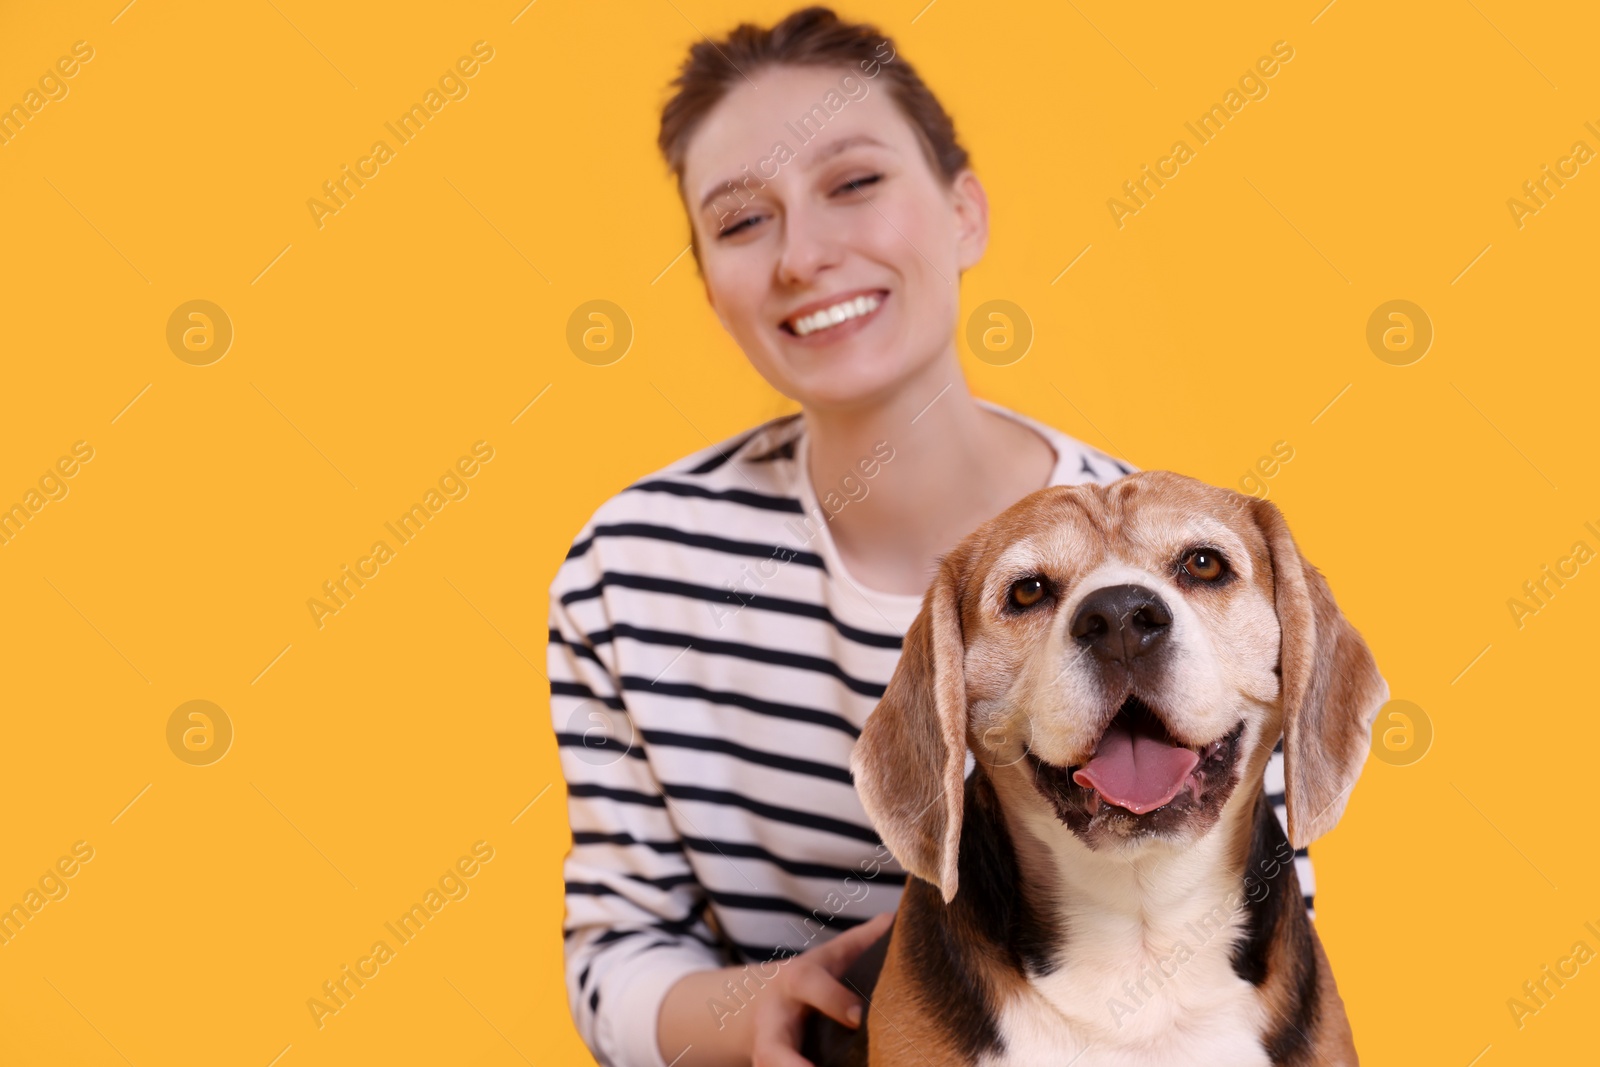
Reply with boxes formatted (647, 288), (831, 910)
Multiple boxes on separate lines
(1008, 576), (1050, 609)
(1182, 548), (1226, 582)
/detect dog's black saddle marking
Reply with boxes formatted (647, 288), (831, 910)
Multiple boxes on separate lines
(1231, 785), (1322, 1061)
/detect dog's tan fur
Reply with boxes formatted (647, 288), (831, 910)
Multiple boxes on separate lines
(850, 471), (1386, 1065)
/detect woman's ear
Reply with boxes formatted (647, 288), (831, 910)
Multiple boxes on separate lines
(950, 167), (989, 274)
(850, 550), (972, 903)
(1252, 497), (1390, 849)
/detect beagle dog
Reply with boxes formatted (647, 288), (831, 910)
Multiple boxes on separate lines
(845, 471), (1388, 1066)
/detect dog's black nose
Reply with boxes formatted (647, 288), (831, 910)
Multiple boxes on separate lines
(1070, 584), (1172, 663)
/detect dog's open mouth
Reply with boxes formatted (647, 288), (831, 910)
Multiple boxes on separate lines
(1026, 696), (1246, 826)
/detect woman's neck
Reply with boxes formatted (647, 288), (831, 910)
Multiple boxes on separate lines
(801, 356), (1058, 598)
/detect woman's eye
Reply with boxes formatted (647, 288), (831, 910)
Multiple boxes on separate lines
(834, 174), (882, 196)
(1181, 548), (1228, 583)
(717, 215), (760, 239)
(1008, 576), (1051, 610)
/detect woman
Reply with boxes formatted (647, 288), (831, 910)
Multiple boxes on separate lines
(548, 8), (1309, 1066)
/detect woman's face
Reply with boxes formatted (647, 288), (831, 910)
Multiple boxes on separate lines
(681, 63), (988, 411)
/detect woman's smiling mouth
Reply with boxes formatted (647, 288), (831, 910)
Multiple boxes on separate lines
(779, 289), (888, 341)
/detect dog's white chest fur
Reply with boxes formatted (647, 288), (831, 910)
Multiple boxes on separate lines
(983, 933), (1269, 1066)
(982, 809), (1271, 1066)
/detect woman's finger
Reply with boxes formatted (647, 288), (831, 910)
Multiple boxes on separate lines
(812, 910), (894, 972)
(787, 962), (866, 1029)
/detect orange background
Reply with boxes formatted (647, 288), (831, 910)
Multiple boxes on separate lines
(1, 1), (1596, 1064)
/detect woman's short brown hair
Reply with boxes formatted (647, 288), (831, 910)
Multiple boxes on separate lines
(657, 4), (971, 270)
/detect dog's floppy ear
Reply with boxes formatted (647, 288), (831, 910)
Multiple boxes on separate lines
(1252, 496), (1389, 849)
(850, 547), (972, 904)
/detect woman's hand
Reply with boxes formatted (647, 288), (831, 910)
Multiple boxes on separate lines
(656, 911), (895, 1067)
(750, 910), (895, 1067)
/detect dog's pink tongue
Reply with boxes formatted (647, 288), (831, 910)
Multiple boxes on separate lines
(1072, 719), (1199, 814)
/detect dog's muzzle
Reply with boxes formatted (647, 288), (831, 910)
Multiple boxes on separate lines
(1026, 696), (1246, 842)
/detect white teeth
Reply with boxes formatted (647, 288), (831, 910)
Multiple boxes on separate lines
(788, 293), (880, 337)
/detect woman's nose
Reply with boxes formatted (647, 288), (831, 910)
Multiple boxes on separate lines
(775, 206), (842, 286)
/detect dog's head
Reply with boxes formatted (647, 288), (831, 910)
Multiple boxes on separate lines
(850, 470), (1388, 903)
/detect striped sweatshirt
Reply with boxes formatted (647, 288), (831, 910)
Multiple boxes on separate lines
(548, 398), (1316, 1067)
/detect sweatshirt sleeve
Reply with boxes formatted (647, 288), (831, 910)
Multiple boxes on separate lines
(548, 523), (730, 1067)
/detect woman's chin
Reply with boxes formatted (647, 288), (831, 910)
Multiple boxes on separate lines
(785, 363), (920, 412)
(754, 324), (954, 412)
